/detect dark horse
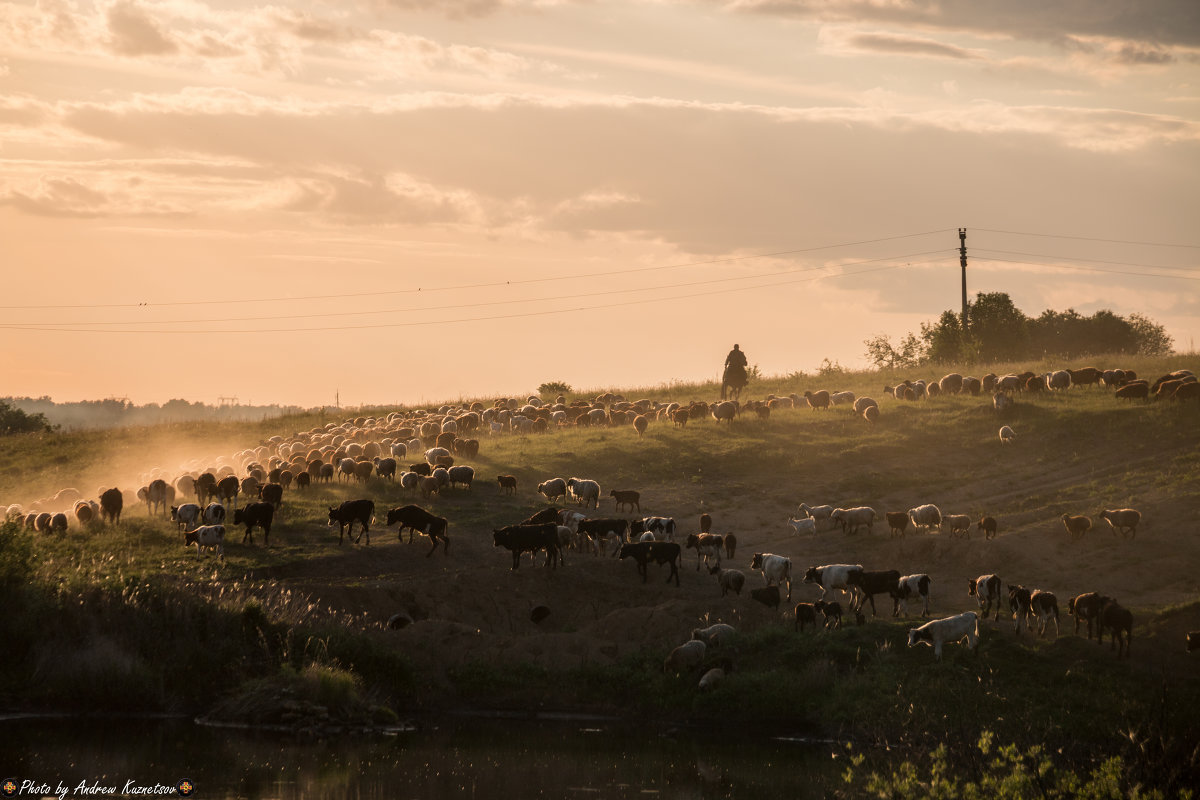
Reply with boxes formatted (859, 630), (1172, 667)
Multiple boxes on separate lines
(722, 364), (747, 401)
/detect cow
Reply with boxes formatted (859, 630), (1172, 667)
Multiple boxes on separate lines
(1068, 592), (1110, 640)
(1098, 598), (1133, 658)
(493, 523), (558, 569)
(802, 563), (863, 606)
(258, 482), (283, 509)
(386, 505), (449, 556)
(328, 499), (375, 545)
(846, 569), (900, 616)
(609, 489), (641, 512)
(685, 533), (724, 571)
(891, 574), (932, 617)
(753, 553), (794, 601)
(194, 473), (217, 505)
(170, 503), (201, 532)
(907, 612), (980, 661)
(618, 542), (681, 586)
(793, 602), (817, 632)
(630, 516), (676, 542)
(184, 524), (225, 560)
(145, 479), (171, 517)
(99, 487), (123, 524)
(201, 502), (226, 526)
(968, 574), (1002, 622)
(232, 502), (274, 546)
(215, 475), (240, 508)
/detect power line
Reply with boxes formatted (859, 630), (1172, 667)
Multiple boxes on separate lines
(973, 248), (1199, 272)
(0, 257), (937, 335)
(0, 248), (953, 327)
(971, 255), (1200, 281)
(973, 227), (1200, 250)
(0, 228), (954, 311)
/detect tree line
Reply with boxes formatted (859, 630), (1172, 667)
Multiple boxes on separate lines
(864, 292), (1173, 368)
(0, 397), (308, 433)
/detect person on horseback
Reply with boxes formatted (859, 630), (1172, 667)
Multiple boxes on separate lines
(722, 344), (748, 399)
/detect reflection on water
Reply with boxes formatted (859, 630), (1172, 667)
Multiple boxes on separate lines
(1, 715), (844, 799)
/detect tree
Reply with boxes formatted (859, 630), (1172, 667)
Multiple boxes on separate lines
(0, 401), (53, 436)
(967, 292), (1029, 361)
(921, 310), (965, 363)
(537, 381), (572, 396)
(864, 332), (926, 369)
(1128, 313), (1173, 355)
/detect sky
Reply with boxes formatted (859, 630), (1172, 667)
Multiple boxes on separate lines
(1, 0), (1198, 408)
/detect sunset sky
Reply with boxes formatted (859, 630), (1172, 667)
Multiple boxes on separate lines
(2, 0), (1198, 408)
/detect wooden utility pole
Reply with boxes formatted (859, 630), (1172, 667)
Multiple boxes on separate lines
(958, 228), (969, 331)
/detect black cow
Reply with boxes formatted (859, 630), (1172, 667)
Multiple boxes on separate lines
(846, 569), (901, 616)
(329, 499), (375, 545)
(493, 524), (558, 570)
(233, 502), (274, 546)
(194, 472), (217, 505)
(629, 517), (676, 539)
(258, 482), (283, 509)
(215, 475), (240, 508)
(518, 507), (562, 526)
(99, 487), (123, 524)
(386, 505), (449, 556)
(1068, 592), (1109, 640)
(618, 541), (681, 586)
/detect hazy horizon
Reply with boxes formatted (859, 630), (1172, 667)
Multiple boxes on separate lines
(3, 0), (1197, 407)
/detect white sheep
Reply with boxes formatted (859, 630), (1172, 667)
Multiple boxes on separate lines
(999, 425), (1015, 444)
(711, 566), (745, 596)
(831, 506), (877, 535)
(852, 397), (878, 414)
(831, 391), (856, 406)
(797, 502), (834, 530)
(566, 477), (600, 509)
(1099, 508), (1141, 539)
(664, 639), (706, 674)
(787, 517), (817, 536)
(908, 504), (942, 533)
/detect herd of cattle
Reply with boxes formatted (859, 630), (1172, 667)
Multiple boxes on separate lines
(3, 364), (1196, 671)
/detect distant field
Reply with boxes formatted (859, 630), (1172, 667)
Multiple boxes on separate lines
(1, 353), (1198, 787)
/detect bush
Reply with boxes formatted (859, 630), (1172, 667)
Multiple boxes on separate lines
(538, 381), (572, 396)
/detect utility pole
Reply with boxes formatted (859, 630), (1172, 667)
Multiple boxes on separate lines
(958, 228), (969, 332)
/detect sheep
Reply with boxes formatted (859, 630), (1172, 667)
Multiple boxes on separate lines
(1098, 598), (1133, 658)
(1061, 514), (1092, 541)
(537, 477), (568, 503)
(885, 511), (910, 537)
(1046, 370), (1072, 391)
(786, 517), (817, 536)
(803, 390), (831, 410)
(796, 502), (834, 530)
(943, 514), (972, 539)
(710, 565), (745, 597)
(633, 414), (649, 437)
(993, 392), (1013, 411)
(830, 506), (876, 535)
(692, 623), (736, 647)
(447, 465), (475, 490)
(907, 504), (942, 534)
(938, 373), (964, 394)
(1114, 381), (1150, 402)
(49, 512), (68, 534)
(852, 397), (878, 415)
(698, 667), (726, 692)
(998, 425), (1015, 444)
(710, 401), (737, 424)
(566, 478), (601, 509)
(862, 405), (880, 425)
(496, 475), (518, 495)
(1099, 508), (1141, 539)
(664, 640), (706, 675)
(609, 489), (641, 513)
(831, 391), (856, 406)
(419, 476), (440, 498)
(977, 516), (998, 540)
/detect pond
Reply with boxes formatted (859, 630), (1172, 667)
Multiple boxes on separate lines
(1, 715), (849, 799)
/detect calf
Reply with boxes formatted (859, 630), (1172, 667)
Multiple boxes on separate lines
(685, 533), (724, 571)
(1030, 590), (1060, 637)
(630, 516), (676, 542)
(232, 502), (274, 546)
(184, 524), (225, 560)
(802, 563), (863, 606)
(493, 523), (558, 570)
(386, 505), (449, 556)
(968, 574), (1002, 622)
(1098, 598), (1133, 658)
(171, 503), (201, 532)
(618, 542), (681, 586)
(609, 489), (641, 513)
(1068, 592), (1109, 640)
(846, 569), (900, 616)
(813, 599), (842, 630)
(202, 502), (226, 526)
(793, 602), (817, 632)
(891, 573), (932, 617)
(328, 499), (375, 545)
(907, 612), (980, 661)
(753, 553), (794, 601)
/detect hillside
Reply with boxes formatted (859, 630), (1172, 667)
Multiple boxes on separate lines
(1, 354), (1198, 775)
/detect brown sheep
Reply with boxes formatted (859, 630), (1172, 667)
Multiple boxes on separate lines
(496, 475), (518, 495)
(633, 415), (648, 437)
(610, 489), (641, 512)
(1098, 598), (1133, 658)
(1061, 514), (1092, 541)
(863, 405), (879, 425)
(977, 515), (997, 539)
(671, 408), (690, 428)
(723, 532), (737, 559)
(419, 476), (440, 498)
(885, 511), (909, 537)
(1173, 381), (1200, 402)
(803, 390), (831, 410)
(1114, 381), (1149, 401)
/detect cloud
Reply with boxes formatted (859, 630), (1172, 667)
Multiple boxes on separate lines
(0, 175), (189, 217)
(821, 28), (983, 59)
(106, 0), (178, 56)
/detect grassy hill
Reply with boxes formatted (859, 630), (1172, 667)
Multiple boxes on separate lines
(1, 354), (1198, 788)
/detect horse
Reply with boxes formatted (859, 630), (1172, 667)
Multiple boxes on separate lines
(722, 364), (747, 401)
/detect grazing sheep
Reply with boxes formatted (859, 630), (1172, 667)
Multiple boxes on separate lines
(698, 666), (726, 692)
(1099, 508), (1141, 539)
(1061, 514), (1092, 541)
(863, 405), (880, 425)
(692, 623), (736, 647)
(993, 392), (1013, 411)
(710, 401), (737, 425)
(998, 425), (1015, 444)
(977, 516), (998, 540)
(938, 373), (964, 394)
(664, 640), (707, 675)
(419, 476), (440, 498)
(831, 391), (856, 406)
(1114, 381), (1150, 402)
(852, 397), (878, 415)
(49, 512), (68, 534)
(496, 475), (518, 495)
(710, 565), (746, 596)
(633, 415), (649, 437)
(537, 477), (568, 503)
(944, 514), (972, 539)
(447, 465), (475, 490)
